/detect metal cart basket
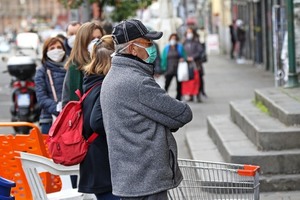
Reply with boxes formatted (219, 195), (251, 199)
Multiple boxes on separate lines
(168, 159), (260, 200)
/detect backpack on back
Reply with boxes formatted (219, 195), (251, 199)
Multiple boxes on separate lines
(47, 85), (99, 166)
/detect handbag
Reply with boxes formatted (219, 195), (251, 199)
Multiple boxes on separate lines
(177, 61), (189, 82)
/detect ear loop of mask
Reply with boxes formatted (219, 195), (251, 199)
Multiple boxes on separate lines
(111, 43), (132, 57)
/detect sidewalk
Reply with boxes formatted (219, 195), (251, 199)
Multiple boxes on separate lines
(177, 54), (300, 199)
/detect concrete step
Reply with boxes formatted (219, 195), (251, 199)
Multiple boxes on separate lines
(260, 174), (300, 192)
(255, 88), (300, 126)
(207, 115), (300, 175)
(230, 100), (300, 150)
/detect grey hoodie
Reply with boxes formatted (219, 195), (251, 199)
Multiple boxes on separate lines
(100, 54), (193, 197)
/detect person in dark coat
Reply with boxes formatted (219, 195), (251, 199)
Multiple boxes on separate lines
(63, 21), (81, 56)
(236, 19), (246, 62)
(80, 35), (119, 200)
(183, 27), (205, 102)
(34, 37), (66, 134)
(229, 20), (237, 59)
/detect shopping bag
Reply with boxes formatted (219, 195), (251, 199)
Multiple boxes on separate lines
(177, 61), (189, 82)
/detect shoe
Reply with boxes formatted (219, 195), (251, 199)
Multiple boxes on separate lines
(196, 95), (202, 103)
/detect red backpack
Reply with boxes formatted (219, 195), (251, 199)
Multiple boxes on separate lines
(47, 85), (99, 166)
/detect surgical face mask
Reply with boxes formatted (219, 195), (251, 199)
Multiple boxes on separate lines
(186, 33), (193, 40)
(87, 38), (100, 54)
(47, 49), (65, 62)
(67, 35), (76, 48)
(170, 39), (176, 46)
(133, 43), (157, 63)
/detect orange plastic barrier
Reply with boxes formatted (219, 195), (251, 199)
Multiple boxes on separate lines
(0, 122), (62, 200)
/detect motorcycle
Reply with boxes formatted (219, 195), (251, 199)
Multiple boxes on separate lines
(6, 55), (40, 134)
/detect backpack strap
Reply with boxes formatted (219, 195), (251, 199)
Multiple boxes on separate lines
(87, 132), (98, 144)
(76, 82), (102, 102)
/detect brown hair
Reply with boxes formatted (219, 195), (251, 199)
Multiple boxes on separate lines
(168, 33), (179, 41)
(42, 37), (66, 64)
(65, 21), (105, 70)
(83, 35), (114, 76)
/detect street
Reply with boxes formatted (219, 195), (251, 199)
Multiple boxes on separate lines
(0, 48), (41, 133)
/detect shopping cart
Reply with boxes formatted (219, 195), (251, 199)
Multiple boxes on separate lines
(168, 159), (260, 200)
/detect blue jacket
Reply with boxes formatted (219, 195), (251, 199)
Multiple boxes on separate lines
(161, 43), (187, 72)
(34, 60), (66, 123)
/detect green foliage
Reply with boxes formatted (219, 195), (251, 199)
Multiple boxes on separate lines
(107, 0), (152, 21)
(253, 100), (269, 115)
(57, 0), (152, 22)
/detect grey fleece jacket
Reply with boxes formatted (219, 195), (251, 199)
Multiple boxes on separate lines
(100, 54), (193, 197)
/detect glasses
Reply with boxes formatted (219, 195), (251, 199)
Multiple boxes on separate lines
(133, 40), (153, 48)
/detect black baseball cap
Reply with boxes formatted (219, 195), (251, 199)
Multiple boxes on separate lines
(112, 19), (163, 44)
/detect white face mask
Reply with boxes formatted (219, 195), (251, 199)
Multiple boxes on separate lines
(170, 39), (176, 46)
(87, 38), (100, 54)
(47, 49), (65, 62)
(67, 35), (76, 48)
(187, 33), (193, 40)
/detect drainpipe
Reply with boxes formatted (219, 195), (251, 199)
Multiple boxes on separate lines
(285, 0), (299, 88)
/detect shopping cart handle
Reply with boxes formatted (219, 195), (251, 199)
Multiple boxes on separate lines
(237, 165), (260, 176)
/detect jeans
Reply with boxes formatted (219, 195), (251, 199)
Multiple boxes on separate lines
(120, 191), (168, 200)
(40, 122), (51, 134)
(95, 192), (119, 200)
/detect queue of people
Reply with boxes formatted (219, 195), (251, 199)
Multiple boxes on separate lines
(34, 18), (205, 199)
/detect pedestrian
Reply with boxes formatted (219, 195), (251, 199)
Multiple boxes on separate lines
(61, 21), (105, 189)
(64, 21), (81, 56)
(80, 35), (119, 200)
(62, 21), (105, 107)
(198, 26), (207, 50)
(34, 37), (66, 134)
(229, 20), (237, 59)
(183, 27), (204, 102)
(236, 19), (246, 64)
(100, 19), (193, 199)
(161, 33), (187, 100)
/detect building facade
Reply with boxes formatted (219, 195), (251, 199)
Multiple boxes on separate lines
(0, 0), (68, 34)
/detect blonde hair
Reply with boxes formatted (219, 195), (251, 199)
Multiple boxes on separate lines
(65, 21), (104, 70)
(83, 35), (115, 76)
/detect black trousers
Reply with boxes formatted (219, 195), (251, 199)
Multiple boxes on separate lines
(164, 74), (181, 100)
(230, 40), (236, 59)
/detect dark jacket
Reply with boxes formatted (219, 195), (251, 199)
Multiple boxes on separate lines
(63, 39), (72, 57)
(78, 74), (113, 194)
(237, 27), (246, 43)
(34, 60), (66, 123)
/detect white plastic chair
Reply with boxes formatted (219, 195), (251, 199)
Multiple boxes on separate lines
(16, 151), (95, 200)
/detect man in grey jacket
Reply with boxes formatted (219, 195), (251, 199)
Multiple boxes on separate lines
(100, 19), (193, 199)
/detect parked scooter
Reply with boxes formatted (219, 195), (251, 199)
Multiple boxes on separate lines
(6, 55), (40, 134)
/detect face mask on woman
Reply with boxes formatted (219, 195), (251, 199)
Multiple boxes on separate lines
(87, 38), (100, 54)
(133, 43), (157, 64)
(186, 33), (193, 40)
(170, 39), (177, 46)
(47, 49), (65, 62)
(67, 35), (76, 48)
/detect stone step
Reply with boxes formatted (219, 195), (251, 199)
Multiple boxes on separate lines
(207, 115), (300, 175)
(230, 100), (300, 150)
(255, 88), (300, 126)
(260, 174), (300, 192)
